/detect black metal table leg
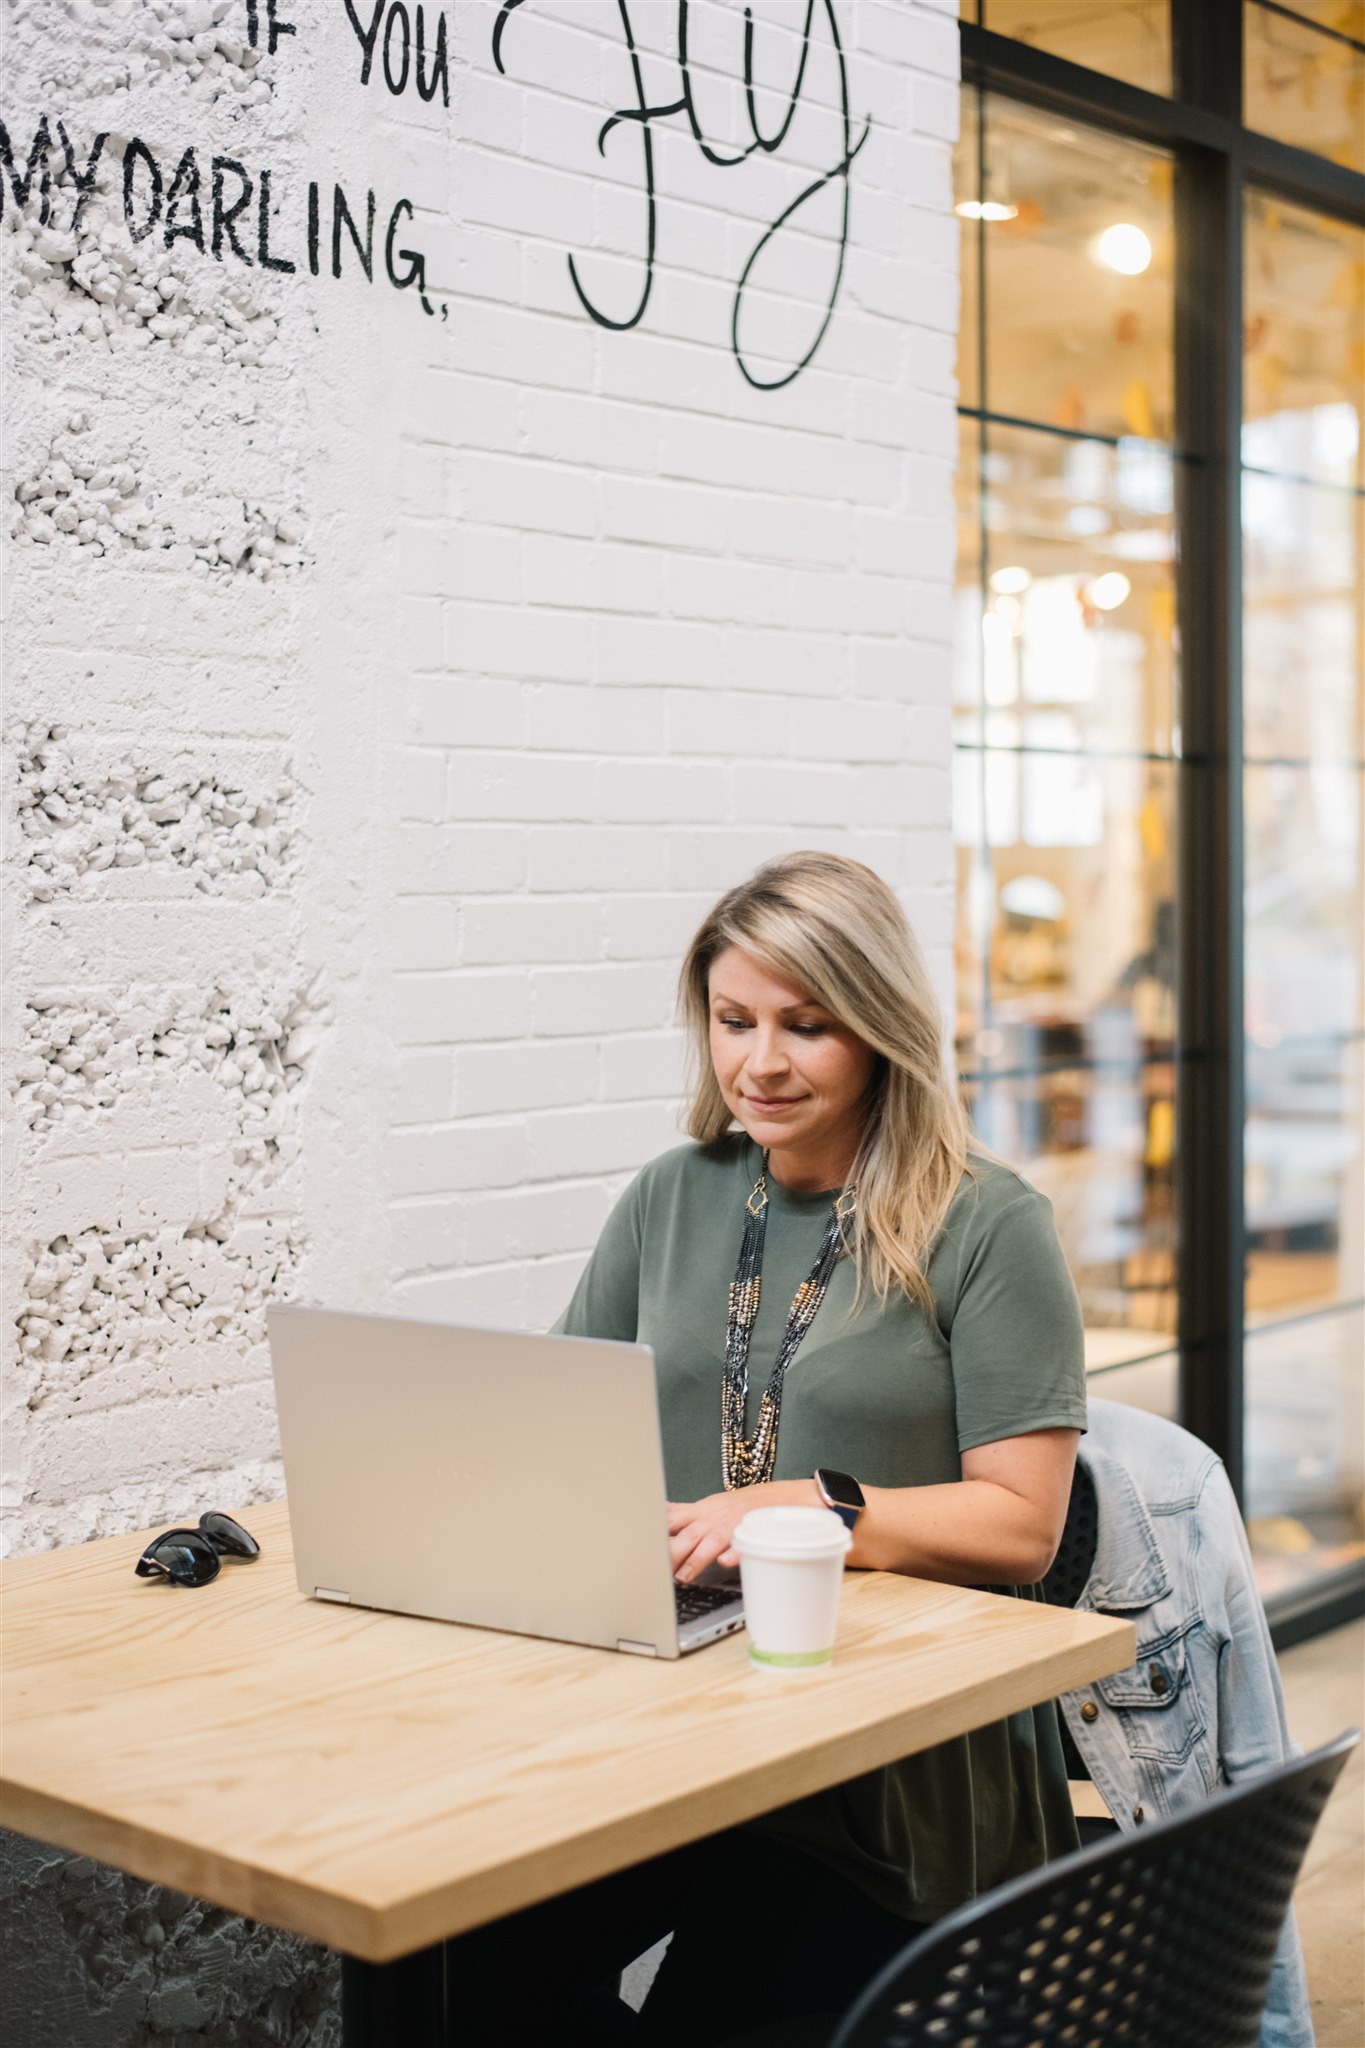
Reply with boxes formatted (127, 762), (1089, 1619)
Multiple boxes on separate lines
(341, 1945), (444, 2048)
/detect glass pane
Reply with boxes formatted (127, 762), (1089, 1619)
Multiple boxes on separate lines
(955, 752), (1177, 1069)
(956, 89), (983, 414)
(955, 412), (985, 722)
(1244, 475), (1364, 764)
(1263, 3), (1365, 32)
(964, 1061), (1178, 1347)
(953, 423), (1178, 757)
(979, 100), (1174, 440)
(1246, 763), (1363, 1043)
(1245, 1306), (1365, 1602)
(981, 0), (1173, 95)
(1246, 1034), (1365, 1321)
(954, 415), (990, 1056)
(1245, 3), (1365, 174)
(1087, 1347), (1178, 1416)
(1244, 192), (1365, 493)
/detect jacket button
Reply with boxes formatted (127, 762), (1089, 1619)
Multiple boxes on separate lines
(1134, 1806), (1145, 1824)
(1080, 1701), (1099, 1723)
(1150, 1668), (1169, 1697)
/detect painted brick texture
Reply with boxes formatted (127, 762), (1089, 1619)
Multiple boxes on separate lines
(385, 0), (961, 1334)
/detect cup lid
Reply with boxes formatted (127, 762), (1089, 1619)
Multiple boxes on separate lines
(732, 1505), (852, 1559)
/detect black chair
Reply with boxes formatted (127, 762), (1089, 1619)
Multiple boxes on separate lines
(1040, 1460), (1109, 1823)
(723, 1730), (1357, 2048)
(1040, 1457), (1099, 1611)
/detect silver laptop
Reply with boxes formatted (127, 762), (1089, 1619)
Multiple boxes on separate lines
(266, 1306), (745, 1658)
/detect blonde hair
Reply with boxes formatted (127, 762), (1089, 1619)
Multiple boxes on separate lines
(679, 851), (971, 1313)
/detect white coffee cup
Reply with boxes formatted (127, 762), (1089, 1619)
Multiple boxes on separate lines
(732, 1505), (852, 1673)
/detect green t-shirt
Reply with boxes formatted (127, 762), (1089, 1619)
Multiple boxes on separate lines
(553, 1134), (1089, 1920)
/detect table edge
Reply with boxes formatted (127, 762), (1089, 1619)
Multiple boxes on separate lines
(2, 1612), (1136, 1960)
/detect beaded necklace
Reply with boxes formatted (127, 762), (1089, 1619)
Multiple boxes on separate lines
(721, 1156), (857, 1490)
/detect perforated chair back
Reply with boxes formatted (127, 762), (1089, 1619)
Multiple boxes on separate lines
(1041, 1458), (1098, 1611)
(828, 1730), (1357, 2048)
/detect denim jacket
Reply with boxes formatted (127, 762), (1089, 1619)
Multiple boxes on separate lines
(1060, 1397), (1313, 2048)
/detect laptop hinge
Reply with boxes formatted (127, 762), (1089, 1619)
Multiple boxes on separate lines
(315, 1587), (352, 1603)
(616, 1638), (658, 1656)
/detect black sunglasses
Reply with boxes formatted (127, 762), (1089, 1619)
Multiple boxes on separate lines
(134, 1512), (261, 1587)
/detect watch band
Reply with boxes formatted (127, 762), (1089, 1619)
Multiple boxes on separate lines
(814, 1467), (865, 1533)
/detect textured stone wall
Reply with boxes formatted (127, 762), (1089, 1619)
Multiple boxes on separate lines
(4, 2), (370, 2033)
(3, 2), (961, 2038)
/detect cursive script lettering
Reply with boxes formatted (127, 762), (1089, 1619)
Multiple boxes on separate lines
(493, 0), (868, 388)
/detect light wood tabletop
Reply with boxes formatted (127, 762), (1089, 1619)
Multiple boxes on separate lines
(1, 1500), (1136, 1963)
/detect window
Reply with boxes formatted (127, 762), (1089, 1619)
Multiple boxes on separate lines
(1242, 190), (1364, 1603)
(969, 2), (1173, 96)
(955, 103), (1179, 1411)
(1245, 2), (1365, 174)
(958, 0), (1365, 1636)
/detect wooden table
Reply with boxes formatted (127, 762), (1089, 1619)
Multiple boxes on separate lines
(2, 1500), (1136, 2045)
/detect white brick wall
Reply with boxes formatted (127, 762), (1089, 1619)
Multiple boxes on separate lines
(367, 0), (962, 1354)
(3, 0), (961, 1590)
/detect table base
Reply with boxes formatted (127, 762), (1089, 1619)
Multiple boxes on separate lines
(341, 1946), (444, 2047)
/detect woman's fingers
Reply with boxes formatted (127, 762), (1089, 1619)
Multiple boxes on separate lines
(667, 1494), (748, 1580)
(670, 1524), (730, 1583)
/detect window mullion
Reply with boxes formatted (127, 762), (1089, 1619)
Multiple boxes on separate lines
(1172, 0), (1247, 1492)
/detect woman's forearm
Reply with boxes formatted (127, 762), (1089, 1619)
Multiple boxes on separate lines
(850, 1478), (1060, 1584)
(773, 1475), (1060, 1585)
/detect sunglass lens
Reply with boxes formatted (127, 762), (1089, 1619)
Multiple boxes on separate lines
(200, 1512), (260, 1558)
(142, 1533), (221, 1586)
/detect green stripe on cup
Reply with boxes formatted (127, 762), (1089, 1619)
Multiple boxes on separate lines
(748, 1645), (834, 1668)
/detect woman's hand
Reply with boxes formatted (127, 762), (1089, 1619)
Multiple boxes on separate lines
(668, 1480), (818, 1582)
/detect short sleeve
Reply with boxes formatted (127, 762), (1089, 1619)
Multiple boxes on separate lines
(947, 1187), (1088, 1453)
(549, 1173), (644, 1343)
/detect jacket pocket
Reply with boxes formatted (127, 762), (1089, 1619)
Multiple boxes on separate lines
(1094, 1618), (1208, 1767)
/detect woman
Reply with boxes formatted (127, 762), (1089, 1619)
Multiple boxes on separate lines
(448, 850), (1087, 2046)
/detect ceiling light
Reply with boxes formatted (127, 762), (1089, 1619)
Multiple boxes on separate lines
(1108, 529), (1173, 563)
(1067, 506), (1110, 537)
(990, 565), (1032, 594)
(1087, 572), (1131, 611)
(1000, 876), (1066, 922)
(1095, 224), (1152, 275)
(955, 200), (1019, 221)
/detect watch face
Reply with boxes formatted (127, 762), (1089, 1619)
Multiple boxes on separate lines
(818, 1468), (864, 1512)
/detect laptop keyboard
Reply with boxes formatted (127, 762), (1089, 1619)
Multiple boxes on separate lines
(674, 1581), (742, 1626)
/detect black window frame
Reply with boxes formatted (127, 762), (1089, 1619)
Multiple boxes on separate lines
(958, 0), (1365, 1648)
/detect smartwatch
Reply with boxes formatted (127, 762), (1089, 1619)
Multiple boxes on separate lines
(814, 1468), (865, 1533)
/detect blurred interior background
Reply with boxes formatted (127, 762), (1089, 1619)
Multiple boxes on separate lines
(954, 1), (1363, 1639)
